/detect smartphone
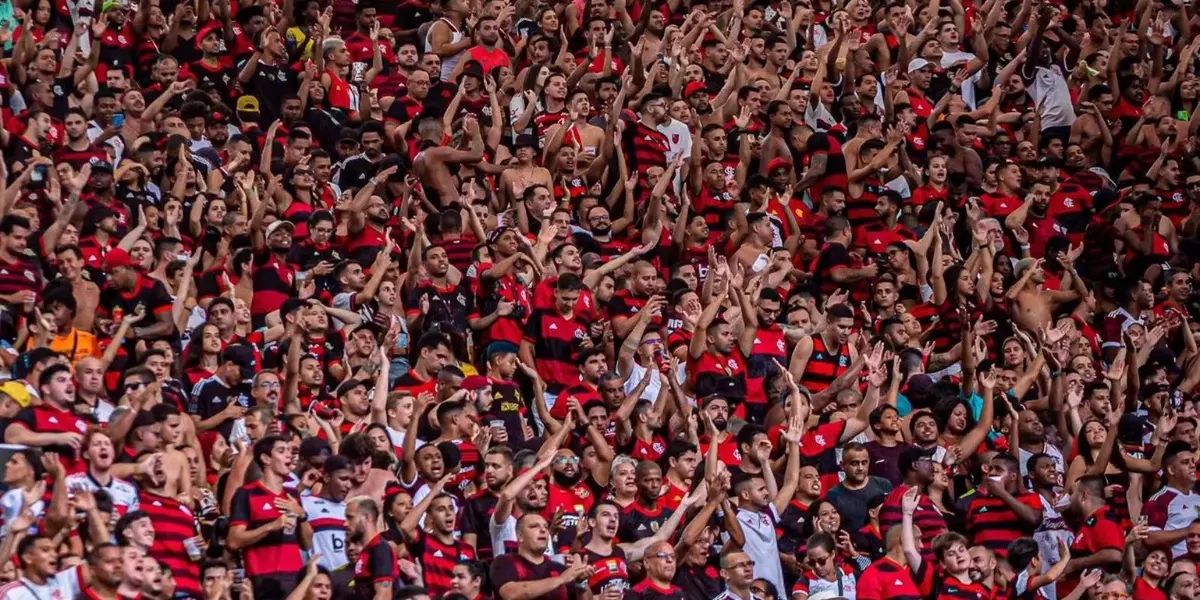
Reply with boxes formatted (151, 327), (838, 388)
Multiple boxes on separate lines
(29, 165), (45, 183)
(111, 113), (125, 127)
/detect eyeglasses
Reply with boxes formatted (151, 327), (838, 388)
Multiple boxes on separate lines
(294, 170), (312, 177)
(554, 456), (580, 465)
(258, 381), (281, 389)
(728, 560), (756, 570)
(124, 381), (148, 392)
(648, 552), (674, 560)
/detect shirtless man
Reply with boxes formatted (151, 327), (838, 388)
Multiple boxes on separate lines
(55, 246), (100, 332)
(544, 91), (606, 171)
(150, 403), (194, 501)
(1007, 251), (1088, 334)
(735, 212), (778, 274)
(1069, 86), (1118, 165)
(413, 115), (484, 207)
(499, 135), (553, 209)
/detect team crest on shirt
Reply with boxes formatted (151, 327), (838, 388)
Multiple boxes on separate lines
(574, 328), (586, 339)
(652, 442), (664, 454)
(575, 487), (590, 499)
(23, 270), (34, 281)
(727, 359), (738, 372)
(777, 340), (786, 352)
(75, 421), (87, 432)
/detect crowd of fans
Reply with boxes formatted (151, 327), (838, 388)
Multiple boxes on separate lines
(0, 0), (1197, 598)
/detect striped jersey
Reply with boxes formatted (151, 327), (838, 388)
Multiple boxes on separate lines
(301, 495), (348, 570)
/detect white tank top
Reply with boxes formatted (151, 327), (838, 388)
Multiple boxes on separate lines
(424, 18), (464, 82)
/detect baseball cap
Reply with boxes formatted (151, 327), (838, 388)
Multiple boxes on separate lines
(908, 58), (934, 73)
(461, 375), (490, 392)
(514, 133), (538, 149)
(0, 381), (31, 407)
(220, 344), (258, 379)
(767, 157), (793, 172)
(299, 437), (331, 460)
(196, 24), (221, 50)
(266, 220), (295, 238)
(89, 159), (113, 172)
(683, 81), (707, 98)
(103, 248), (134, 270)
(899, 446), (934, 474)
(236, 96), (261, 114)
(335, 378), (369, 397)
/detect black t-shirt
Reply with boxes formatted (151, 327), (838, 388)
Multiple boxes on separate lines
(97, 274), (174, 342)
(672, 558), (722, 600)
(407, 280), (475, 333)
(864, 440), (910, 487)
(48, 76), (74, 119)
(617, 503), (672, 544)
(188, 376), (251, 439)
(246, 60), (296, 124)
(353, 534), (399, 600)
(489, 554), (569, 600)
(335, 155), (378, 193)
(826, 477), (894, 532)
(458, 490), (500, 559)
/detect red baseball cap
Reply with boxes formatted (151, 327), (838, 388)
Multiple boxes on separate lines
(766, 157), (793, 172)
(104, 248), (134, 270)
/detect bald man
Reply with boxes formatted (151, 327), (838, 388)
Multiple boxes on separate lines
(629, 540), (684, 600)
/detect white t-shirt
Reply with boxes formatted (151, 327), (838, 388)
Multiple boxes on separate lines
(1017, 444), (1065, 478)
(621, 361), (687, 404)
(302, 495), (349, 571)
(0, 489), (44, 535)
(1022, 60), (1077, 130)
(940, 51), (982, 109)
(1145, 486), (1200, 557)
(1033, 493), (1074, 600)
(737, 504), (785, 595)
(0, 566), (82, 600)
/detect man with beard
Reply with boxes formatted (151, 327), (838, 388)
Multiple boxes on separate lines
(966, 453), (1043, 561)
(879, 447), (948, 567)
(66, 429), (139, 516)
(400, 475), (475, 597)
(491, 512), (592, 600)
(336, 123), (387, 194)
(78, 205), (121, 267)
(54, 109), (106, 169)
(623, 91), (670, 177)
(1016, 409), (1066, 478)
(408, 243), (480, 335)
(345, 496), (399, 600)
(688, 275), (747, 397)
(190, 344), (254, 437)
(5, 364), (87, 473)
(853, 192), (914, 256)
(827, 442), (894, 532)
(342, 164), (398, 264)
(1144, 441), (1200, 558)
(413, 114), (486, 207)
(967, 545), (1000, 595)
(81, 544), (125, 600)
(461, 446), (514, 558)
(583, 493), (700, 597)
(492, 426), (567, 554)
(249, 214), (297, 328)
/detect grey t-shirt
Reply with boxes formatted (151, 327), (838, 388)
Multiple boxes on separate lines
(826, 477), (894, 531)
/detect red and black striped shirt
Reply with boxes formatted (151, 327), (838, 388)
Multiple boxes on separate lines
(405, 528), (474, 597)
(965, 491), (1041, 558)
(623, 121), (669, 176)
(523, 308), (589, 391)
(799, 335), (852, 394)
(229, 481), (305, 579)
(140, 490), (202, 598)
